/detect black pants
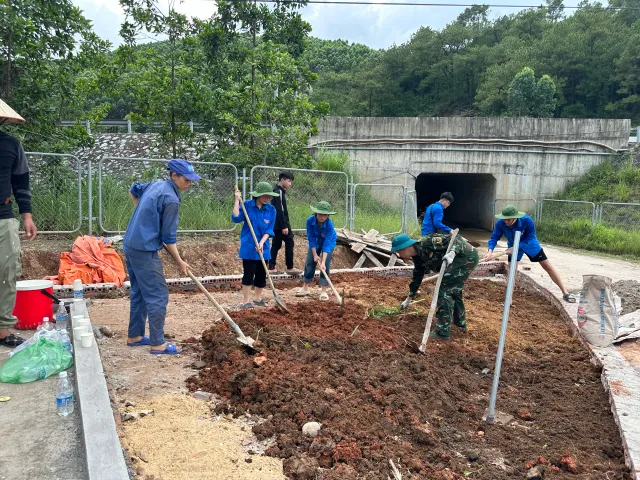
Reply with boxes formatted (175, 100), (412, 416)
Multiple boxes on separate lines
(268, 229), (294, 270)
(242, 259), (267, 288)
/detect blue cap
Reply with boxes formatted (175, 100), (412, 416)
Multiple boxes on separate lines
(167, 159), (201, 181)
(391, 234), (417, 253)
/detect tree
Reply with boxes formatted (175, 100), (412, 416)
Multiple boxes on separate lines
(199, 0), (328, 168)
(118, 0), (210, 158)
(507, 67), (556, 117)
(0, 0), (111, 151)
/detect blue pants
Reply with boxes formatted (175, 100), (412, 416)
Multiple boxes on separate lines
(124, 247), (168, 347)
(302, 249), (332, 286)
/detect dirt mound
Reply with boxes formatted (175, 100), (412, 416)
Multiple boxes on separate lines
(19, 237), (359, 280)
(614, 280), (640, 315)
(188, 279), (630, 479)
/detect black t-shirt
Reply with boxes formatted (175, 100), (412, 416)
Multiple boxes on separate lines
(0, 131), (31, 219)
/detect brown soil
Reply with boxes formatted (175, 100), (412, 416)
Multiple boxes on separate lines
(188, 279), (630, 480)
(19, 237), (360, 280)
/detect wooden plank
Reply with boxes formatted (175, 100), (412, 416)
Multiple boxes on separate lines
(363, 229), (380, 242)
(388, 253), (397, 267)
(364, 250), (385, 268)
(353, 254), (367, 269)
(351, 242), (367, 253)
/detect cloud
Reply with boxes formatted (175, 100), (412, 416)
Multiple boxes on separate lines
(73, 0), (582, 50)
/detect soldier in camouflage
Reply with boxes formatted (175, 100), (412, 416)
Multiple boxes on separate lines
(391, 233), (479, 340)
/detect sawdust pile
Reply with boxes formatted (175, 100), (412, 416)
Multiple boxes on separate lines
(120, 394), (285, 480)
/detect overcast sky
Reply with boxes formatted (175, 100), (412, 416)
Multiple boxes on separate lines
(73, 0), (580, 50)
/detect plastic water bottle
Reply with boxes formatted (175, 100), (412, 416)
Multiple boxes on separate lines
(73, 279), (84, 300)
(56, 371), (74, 416)
(55, 304), (69, 332)
(39, 317), (52, 333)
(60, 330), (73, 354)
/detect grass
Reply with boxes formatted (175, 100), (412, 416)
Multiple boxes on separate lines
(537, 219), (640, 258)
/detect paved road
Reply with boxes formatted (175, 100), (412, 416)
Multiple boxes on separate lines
(0, 334), (87, 480)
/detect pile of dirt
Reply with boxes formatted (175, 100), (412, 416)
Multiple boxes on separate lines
(614, 279), (640, 315)
(19, 237), (360, 280)
(188, 279), (630, 479)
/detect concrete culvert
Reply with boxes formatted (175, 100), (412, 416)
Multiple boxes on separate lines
(415, 173), (497, 231)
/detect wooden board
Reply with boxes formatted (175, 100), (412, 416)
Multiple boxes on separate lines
(353, 254), (367, 269)
(388, 254), (397, 267)
(364, 250), (384, 268)
(351, 242), (367, 253)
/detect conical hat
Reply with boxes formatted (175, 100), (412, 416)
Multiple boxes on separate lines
(0, 99), (25, 124)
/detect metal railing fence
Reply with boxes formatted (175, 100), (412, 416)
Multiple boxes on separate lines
(538, 199), (597, 226)
(597, 202), (640, 231)
(350, 183), (406, 235)
(98, 157), (238, 234)
(16, 152), (640, 238)
(16, 152), (83, 234)
(250, 166), (349, 231)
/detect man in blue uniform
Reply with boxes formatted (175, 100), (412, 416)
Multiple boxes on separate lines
(485, 205), (576, 303)
(421, 192), (454, 235)
(124, 159), (201, 354)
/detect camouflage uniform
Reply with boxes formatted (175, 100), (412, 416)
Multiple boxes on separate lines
(408, 234), (480, 338)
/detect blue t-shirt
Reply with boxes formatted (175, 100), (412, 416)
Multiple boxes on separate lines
(123, 179), (181, 252)
(232, 199), (276, 260)
(306, 215), (336, 253)
(421, 202), (451, 235)
(488, 215), (542, 261)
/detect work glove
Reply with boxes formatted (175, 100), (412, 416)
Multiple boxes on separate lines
(443, 251), (456, 267)
(400, 298), (411, 310)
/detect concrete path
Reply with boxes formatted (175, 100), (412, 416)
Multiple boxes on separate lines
(0, 336), (87, 480)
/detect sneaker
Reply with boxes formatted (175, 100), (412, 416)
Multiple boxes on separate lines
(286, 268), (303, 275)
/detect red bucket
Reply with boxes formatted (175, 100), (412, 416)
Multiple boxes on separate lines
(12, 280), (55, 330)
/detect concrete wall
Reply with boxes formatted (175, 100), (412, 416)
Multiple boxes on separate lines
(310, 117), (631, 229)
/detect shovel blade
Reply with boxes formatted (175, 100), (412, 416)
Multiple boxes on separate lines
(273, 292), (289, 313)
(237, 335), (258, 350)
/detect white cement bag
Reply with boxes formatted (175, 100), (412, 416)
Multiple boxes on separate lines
(577, 275), (619, 347)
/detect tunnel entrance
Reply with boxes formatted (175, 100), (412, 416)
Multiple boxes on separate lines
(416, 173), (497, 231)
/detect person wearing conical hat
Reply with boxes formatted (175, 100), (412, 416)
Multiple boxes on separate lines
(295, 201), (337, 301)
(232, 182), (279, 309)
(485, 205), (576, 303)
(0, 99), (37, 347)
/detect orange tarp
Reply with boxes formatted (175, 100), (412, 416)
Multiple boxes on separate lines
(46, 236), (126, 287)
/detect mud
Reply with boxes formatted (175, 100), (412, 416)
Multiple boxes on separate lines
(614, 280), (640, 315)
(188, 278), (630, 479)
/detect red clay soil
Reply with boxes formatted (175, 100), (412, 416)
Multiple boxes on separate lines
(188, 279), (630, 480)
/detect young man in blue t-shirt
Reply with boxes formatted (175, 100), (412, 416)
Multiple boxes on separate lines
(421, 192), (453, 235)
(485, 205), (576, 303)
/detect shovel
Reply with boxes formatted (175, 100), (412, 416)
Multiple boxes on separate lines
(187, 270), (258, 351)
(419, 228), (459, 354)
(317, 261), (344, 312)
(237, 187), (289, 314)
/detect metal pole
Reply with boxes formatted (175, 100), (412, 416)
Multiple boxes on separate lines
(486, 230), (521, 425)
(87, 159), (93, 236)
(127, 119), (132, 134)
(242, 168), (247, 201)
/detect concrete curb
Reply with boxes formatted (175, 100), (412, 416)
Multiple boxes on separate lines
(71, 315), (129, 480)
(519, 272), (640, 479)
